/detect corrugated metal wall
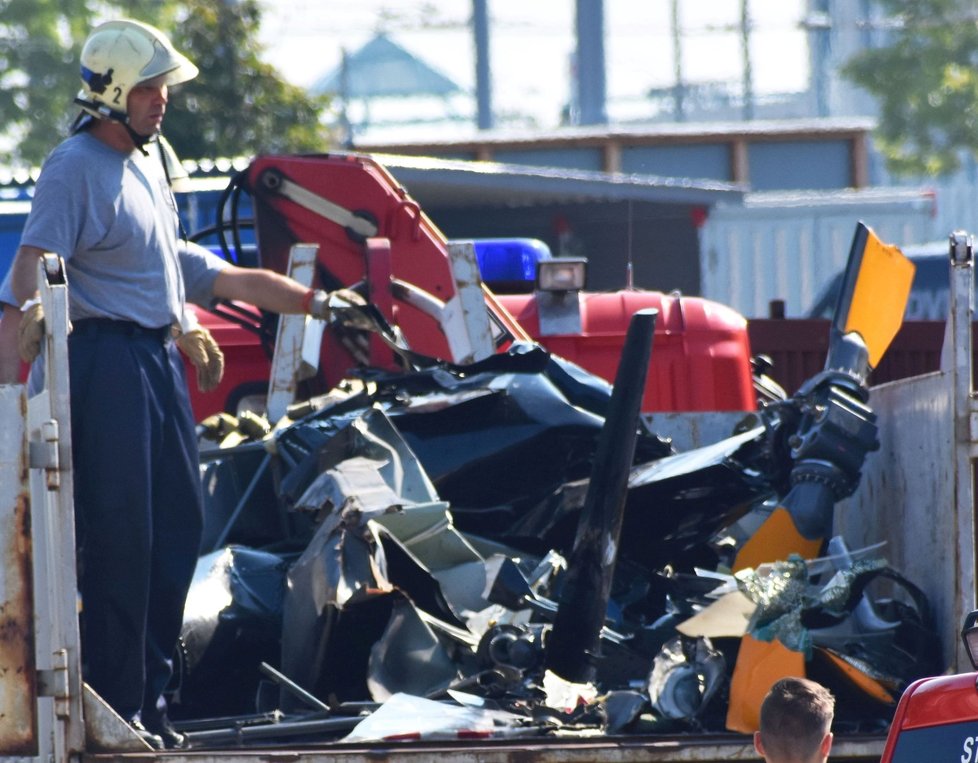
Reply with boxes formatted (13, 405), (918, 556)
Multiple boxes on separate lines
(699, 188), (938, 317)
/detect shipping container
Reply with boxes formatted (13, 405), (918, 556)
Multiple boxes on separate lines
(698, 187), (938, 318)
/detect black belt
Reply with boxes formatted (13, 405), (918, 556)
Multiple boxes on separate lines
(72, 318), (171, 342)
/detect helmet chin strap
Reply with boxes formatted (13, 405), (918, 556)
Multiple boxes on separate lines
(124, 123), (155, 155)
(73, 96), (155, 155)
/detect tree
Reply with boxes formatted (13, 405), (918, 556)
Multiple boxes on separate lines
(0, 0), (334, 168)
(164, 0), (336, 160)
(843, 0), (978, 176)
(0, 0), (96, 167)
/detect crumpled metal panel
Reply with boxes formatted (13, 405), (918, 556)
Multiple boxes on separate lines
(296, 456), (407, 517)
(166, 336), (936, 744)
(0, 386), (37, 754)
(199, 443), (282, 552)
(366, 596), (459, 701)
(279, 428), (493, 702)
(280, 345), (674, 554)
(277, 408), (458, 706)
(173, 546), (290, 719)
(511, 424), (778, 574)
(185, 344), (785, 722)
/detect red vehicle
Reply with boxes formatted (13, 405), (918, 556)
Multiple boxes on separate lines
(881, 611), (978, 762)
(188, 152), (762, 421)
(496, 288), (755, 413)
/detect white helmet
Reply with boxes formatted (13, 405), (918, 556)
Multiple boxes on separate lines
(75, 19), (198, 123)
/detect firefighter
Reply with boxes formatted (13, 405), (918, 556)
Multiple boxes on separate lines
(754, 677), (835, 763)
(0, 272), (18, 384)
(6, 19), (335, 750)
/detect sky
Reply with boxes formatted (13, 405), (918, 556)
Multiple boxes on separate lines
(256, 0), (811, 141)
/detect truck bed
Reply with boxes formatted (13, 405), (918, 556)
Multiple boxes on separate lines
(82, 733), (886, 762)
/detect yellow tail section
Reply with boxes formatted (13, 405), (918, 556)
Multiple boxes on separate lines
(838, 223), (915, 369)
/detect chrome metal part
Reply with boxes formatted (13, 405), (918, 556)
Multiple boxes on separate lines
(267, 243), (321, 423)
(446, 240), (494, 363)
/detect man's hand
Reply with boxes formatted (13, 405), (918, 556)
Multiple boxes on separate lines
(305, 288), (366, 320)
(18, 301), (45, 363)
(175, 325), (224, 392)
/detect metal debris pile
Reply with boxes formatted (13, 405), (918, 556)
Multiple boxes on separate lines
(167, 341), (938, 748)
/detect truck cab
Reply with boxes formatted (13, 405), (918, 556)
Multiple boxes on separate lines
(451, 237), (759, 413)
(881, 611), (978, 762)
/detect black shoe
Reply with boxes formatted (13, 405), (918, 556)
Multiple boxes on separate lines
(129, 719), (164, 750)
(142, 715), (188, 750)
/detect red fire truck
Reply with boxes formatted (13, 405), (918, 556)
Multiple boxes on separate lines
(187, 152), (761, 422)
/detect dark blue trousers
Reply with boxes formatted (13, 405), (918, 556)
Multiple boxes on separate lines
(68, 319), (203, 723)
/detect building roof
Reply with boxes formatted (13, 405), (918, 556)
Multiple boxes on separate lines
(367, 152), (745, 208)
(311, 33), (462, 100)
(358, 116), (876, 151)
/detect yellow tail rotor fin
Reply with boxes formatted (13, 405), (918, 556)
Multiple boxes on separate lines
(835, 222), (915, 369)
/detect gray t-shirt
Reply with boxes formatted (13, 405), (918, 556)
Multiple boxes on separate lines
(0, 270), (13, 307)
(180, 241), (229, 308)
(19, 132), (224, 327)
(2, 242), (226, 310)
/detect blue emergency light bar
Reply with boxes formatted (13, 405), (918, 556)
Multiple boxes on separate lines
(469, 238), (553, 293)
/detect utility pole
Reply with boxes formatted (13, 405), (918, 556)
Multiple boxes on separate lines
(473, 0), (493, 130)
(670, 0), (685, 121)
(740, 0), (754, 120)
(338, 48), (353, 147)
(802, 0), (832, 117)
(574, 0), (607, 125)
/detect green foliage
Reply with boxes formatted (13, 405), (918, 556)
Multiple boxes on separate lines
(164, 0), (335, 159)
(0, 0), (334, 168)
(843, 0), (978, 176)
(0, 0), (96, 167)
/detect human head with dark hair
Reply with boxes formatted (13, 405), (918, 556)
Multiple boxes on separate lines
(754, 676), (835, 763)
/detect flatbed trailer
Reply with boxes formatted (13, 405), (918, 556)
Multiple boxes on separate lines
(79, 733), (884, 762)
(3, 231), (976, 762)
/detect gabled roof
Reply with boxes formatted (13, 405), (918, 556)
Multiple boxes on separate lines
(311, 32), (462, 100)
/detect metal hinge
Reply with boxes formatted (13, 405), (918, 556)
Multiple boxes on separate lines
(29, 419), (61, 490)
(37, 649), (71, 719)
(968, 395), (978, 457)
